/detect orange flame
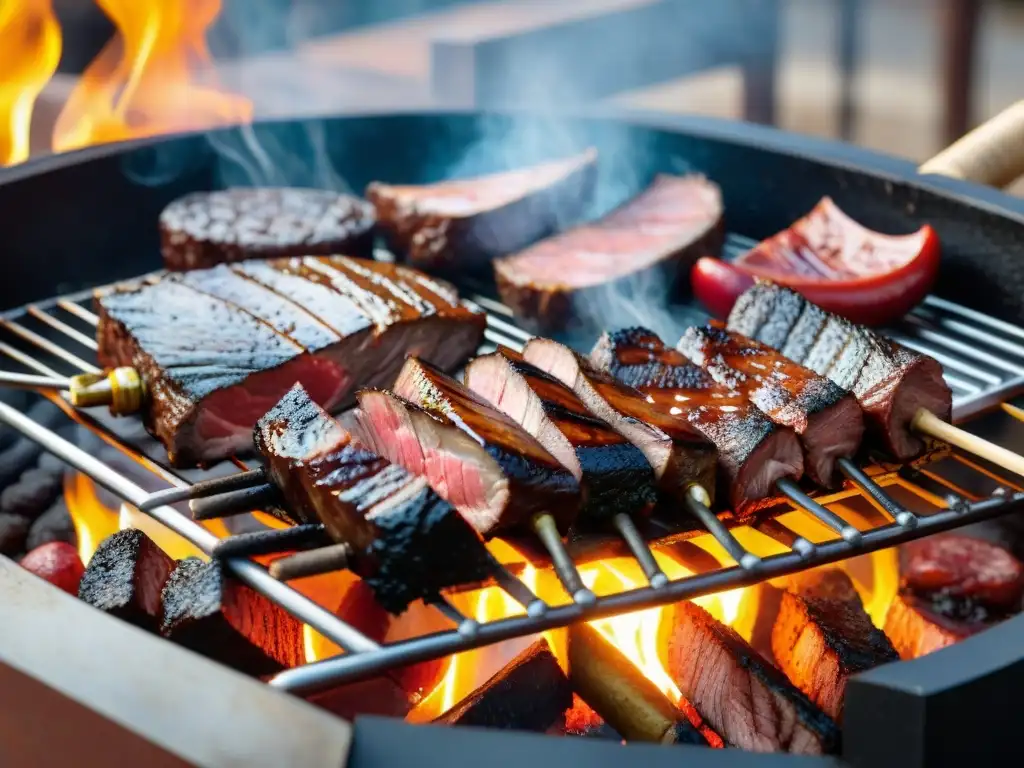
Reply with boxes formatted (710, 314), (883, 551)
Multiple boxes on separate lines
(53, 0), (251, 153)
(0, 0), (61, 165)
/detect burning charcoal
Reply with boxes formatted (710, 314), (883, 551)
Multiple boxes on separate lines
(1, 467), (64, 520)
(665, 601), (839, 755)
(0, 513), (30, 556)
(434, 639), (573, 732)
(772, 569), (898, 721)
(554, 697), (623, 740)
(160, 557), (304, 676)
(78, 529), (175, 632)
(25, 499), (75, 550)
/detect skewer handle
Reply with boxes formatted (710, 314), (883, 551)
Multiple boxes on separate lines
(918, 100), (1024, 188)
(68, 367), (146, 415)
(270, 543), (353, 581)
(912, 408), (1024, 480)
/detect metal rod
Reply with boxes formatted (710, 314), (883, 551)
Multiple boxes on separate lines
(140, 468), (268, 511)
(56, 299), (99, 326)
(431, 596), (479, 638)
(683, 485), (761, 570)
(838, 457), (918, 528)
(212, 525), (330, 559)
(754, 519), (816, 558)
(612, 513), (669, 588)
(531, 513), (596, 606)
(0, 319), (99, 373)
(0, 371), (70, 392)
(26, 306), (99, 351)
(486, 554), (547, 618)
(776, 477), (863, 545)
(189, 483), (280, 520)
(0, 340), (65, 378)
(269, 544), (353, 581)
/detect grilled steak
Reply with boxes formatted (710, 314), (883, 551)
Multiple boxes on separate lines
(727, 282), (952, 460)
(464, 348), (657, 521)
(96, 256), (485, 466)
(522, 337), (718, 504)
(254, 384), (492, 613)
(771, 569), (898, 721)
(77, 529), (174, 633)
(494, 174), (724, 331)
(678, 325), (864, 487)
(885, 534), (1024, 659)
(160, 187), (376, 271)
(665, 601), (839, 754)
(357, 358), (581, 537)
(367, 149), (597, 273)
(590, 328), (802, 511)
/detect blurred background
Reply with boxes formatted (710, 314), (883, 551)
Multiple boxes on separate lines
(9, 0), (1024, 192)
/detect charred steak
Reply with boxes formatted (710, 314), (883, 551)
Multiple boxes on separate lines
(160, 187), (376, 271)
(357, 358), (581, 537)
(494, 174), (724, 331)
(367, 149), (597, 273)
(522, 337), (717, 504)
(96, 256), (485, 466)
(727, 282), (952, 460)
(464, 348), (657, 521)
(678, 325), (864, 487)
(590, 328), (802, 511)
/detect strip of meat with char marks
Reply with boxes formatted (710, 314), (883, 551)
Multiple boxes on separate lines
(521, 337), (718, 505)
(356, 358), (581, 538)
(677, 325), (864, 487)
(464, 347), (657, 521)
(96, 256), (485, 466)
(254, 384), (492, 613)
(727, 282), (952, 460)
(771, 569), (898, 721)
(589, 327), (802, 512)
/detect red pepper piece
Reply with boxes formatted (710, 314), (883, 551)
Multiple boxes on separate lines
(20, 541), (85, 596)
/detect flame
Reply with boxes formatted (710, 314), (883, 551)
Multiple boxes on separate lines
(0, 0), (61, 165)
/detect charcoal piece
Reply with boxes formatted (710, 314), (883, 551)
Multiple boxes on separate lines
(77, 529), (175, 632)
(1, 467), (64, 520)
(25, 500), (75, 550)
(35, 451), (69, 480)
(883, 591), (977, 660)
(160, 557), (304, 676)
(0, 438), (44, 489)
(434, 639), (572, 732)
(0, 513), (30, 555)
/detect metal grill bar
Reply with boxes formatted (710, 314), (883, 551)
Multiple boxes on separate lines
(0, 280), (1023, 699)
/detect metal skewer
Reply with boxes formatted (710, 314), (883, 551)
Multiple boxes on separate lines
(190, 483), (281, 521)
(269, 543), (354, 581)
(683, 484), (761, 570)
(532, 513), (596, 606)
(775, 477), (863, 544)
(212, 524), (330, 559)
(0, 365), (146, 415)
(837, 457), (918, 527)
(140, 468), (268, 511)
(611, 513), (668, 588)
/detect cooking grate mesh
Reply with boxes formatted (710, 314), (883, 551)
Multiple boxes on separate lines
(0, 276), (1023, 697)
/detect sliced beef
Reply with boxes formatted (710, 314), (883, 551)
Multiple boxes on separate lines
(494, 174), (724, 331)
(254, 384), (492, 613)
(522, 337), (717, 504)
(678, 325), (864, 487)
(590, 327), (802, 511)
(96, 256), (485, 466)
(885, 534), (1024, 659)
(160, 187), (376, 271)
(664, 600), (839, 755)
(771, 569), (898, 721)
(368, 149), (597, 273)
(77, 529), (174, 632)
(464, 348), (657, 521)
(727, 282), (952, 460)
(357, 358), (581, 537)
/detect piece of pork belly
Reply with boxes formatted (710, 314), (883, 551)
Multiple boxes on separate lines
(771, 569), (898, 721)
(664, 600), (839, 754)
(464, 348), (657, 521)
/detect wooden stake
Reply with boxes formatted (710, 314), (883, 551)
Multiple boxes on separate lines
(912, 408), (1024, 479)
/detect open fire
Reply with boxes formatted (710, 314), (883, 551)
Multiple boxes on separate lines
(0, 0), (250, 166)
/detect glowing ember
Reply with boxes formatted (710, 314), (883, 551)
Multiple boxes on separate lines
(0, 0), (61, 165)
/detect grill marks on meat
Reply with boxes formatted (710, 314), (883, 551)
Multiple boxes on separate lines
(771, 569), (898, 721)
(665, 601), (839, 755)
(590, 328), (802, 511)
(358, 358), (580, 537)
(368, 149), (597, 273)
(727, 282), (952, 460)
(254, 384), (492, 613)
(521, 337), (717, 504)
(160, 187), (376, 271)
(678, 325), (864, 487)
(96, 256), (485, 466)
(885, 535), (1024, 659)
(464, 348), (657, 521)
(494, 174), (725, 331)
(77, 529), (174, 632)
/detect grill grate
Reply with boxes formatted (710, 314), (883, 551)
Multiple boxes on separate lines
(1, 277), (1023, 698)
